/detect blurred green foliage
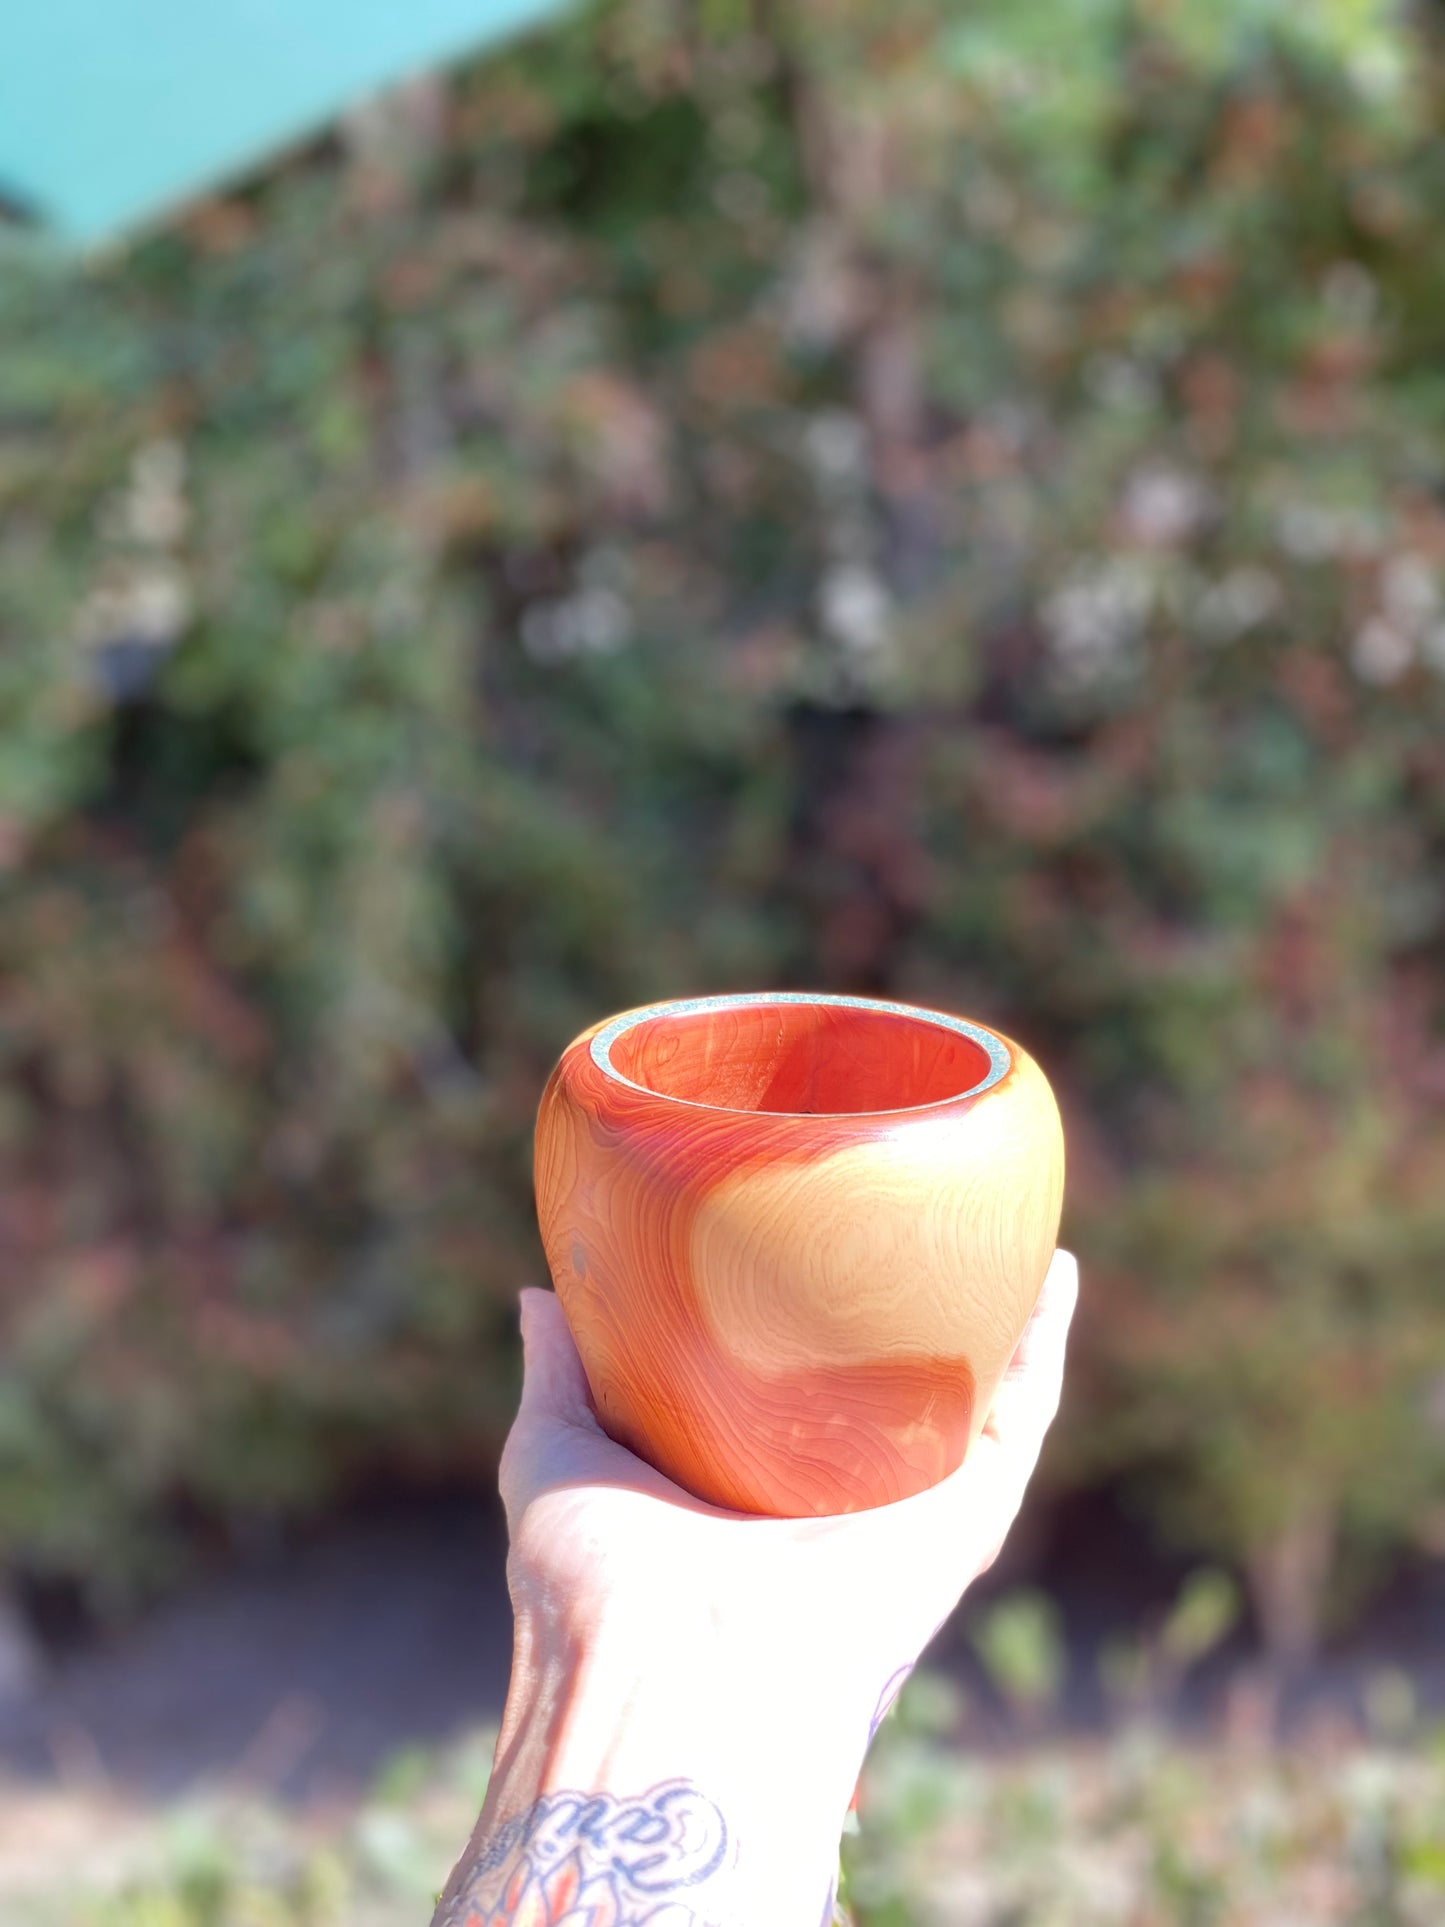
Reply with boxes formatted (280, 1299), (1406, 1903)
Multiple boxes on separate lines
(970, 1590), (1067, 1720)
(855, 1672), (1445, 1927)
(1098, 1566), (1242, 1720)
(5, 1727), (498, 1927)
(9, 1692), (1445, 1926)
(2, 0), (1445, 1640)
(839, 1672), (1445, 1925)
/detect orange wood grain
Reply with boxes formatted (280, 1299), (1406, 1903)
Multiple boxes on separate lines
(534, 993), (1065, 1517)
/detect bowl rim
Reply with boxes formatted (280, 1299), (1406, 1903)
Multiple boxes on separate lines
(588, 990), (1012, 1119)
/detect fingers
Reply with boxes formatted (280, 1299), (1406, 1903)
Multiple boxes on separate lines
(841, 1251), (1079, 1627)
(515, 1287), (598, 1433)
(983, 1247), (1078, 1454)
(960, 1248), (1077, 1535)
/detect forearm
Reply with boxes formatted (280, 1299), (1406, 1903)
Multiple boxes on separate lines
(433, 1601), (869, 1927)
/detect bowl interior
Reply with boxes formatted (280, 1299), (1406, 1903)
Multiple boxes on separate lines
(602, 997), (999, 1116)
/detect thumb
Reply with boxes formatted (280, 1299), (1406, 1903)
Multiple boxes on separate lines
(515, 1288), (598, 1431)
(498, 1289), (602, 1521)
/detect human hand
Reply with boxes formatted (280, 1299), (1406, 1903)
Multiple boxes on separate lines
(438, 1249), (1077, 1926)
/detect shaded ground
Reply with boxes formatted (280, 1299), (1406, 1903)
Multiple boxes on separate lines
(947, 1490), (1445, 1741)
(0, 1496), (515, 1803)
(0, 1487), (1442, 1812)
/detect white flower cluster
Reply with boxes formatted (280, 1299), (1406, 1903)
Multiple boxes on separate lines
(74, 440), (193, 697)
(1352, 554), (1445, 686)
(1275, 500), (1383, 562)
(1043, 558), (1153, 689)
(520, 550), (631, 665)
(805, 408), (896, 674)
(1193, 567), (1282, 644)
(1119, 462), (1212, 548)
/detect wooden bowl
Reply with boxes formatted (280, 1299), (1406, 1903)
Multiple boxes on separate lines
(534, 992), (1065, 1516)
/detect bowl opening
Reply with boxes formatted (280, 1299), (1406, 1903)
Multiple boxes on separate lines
(600, 995), (1002, 1115)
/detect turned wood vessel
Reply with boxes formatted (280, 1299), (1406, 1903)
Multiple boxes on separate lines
(534, 991), (1065, 1517)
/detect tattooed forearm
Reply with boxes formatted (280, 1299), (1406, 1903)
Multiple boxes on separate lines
(433, 1780), (731, 1926)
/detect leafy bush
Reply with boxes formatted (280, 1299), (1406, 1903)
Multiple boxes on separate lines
(843, 1671), (1445, 1927)
(1, 0), (1444, 1624)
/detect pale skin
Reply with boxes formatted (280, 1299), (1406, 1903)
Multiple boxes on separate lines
(433, 1249), (1079, 1927)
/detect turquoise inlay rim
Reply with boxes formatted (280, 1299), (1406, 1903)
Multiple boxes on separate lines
(590, 991), (1011, 1118)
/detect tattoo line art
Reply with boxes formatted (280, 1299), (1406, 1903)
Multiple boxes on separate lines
(434, 1779), (730, 1926)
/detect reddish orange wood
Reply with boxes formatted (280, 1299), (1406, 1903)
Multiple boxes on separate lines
(534, 992), (1065, 1517)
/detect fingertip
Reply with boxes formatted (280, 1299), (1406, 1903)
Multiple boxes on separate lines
(1033, 1249), (1079, 1354)
(1000, 1248), (1079, 1388)
(519, 1283), (572, 1339)
(972, 1247), (1079, 1476)
(1046, 1246), (1080, 1314)
(517, 1285), (550, 1346)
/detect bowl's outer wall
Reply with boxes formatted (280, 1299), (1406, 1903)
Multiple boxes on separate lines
(533, 1003), (1065, 1516)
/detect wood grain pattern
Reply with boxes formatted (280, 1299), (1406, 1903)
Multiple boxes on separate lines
(534, 993), (1065, 1517)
